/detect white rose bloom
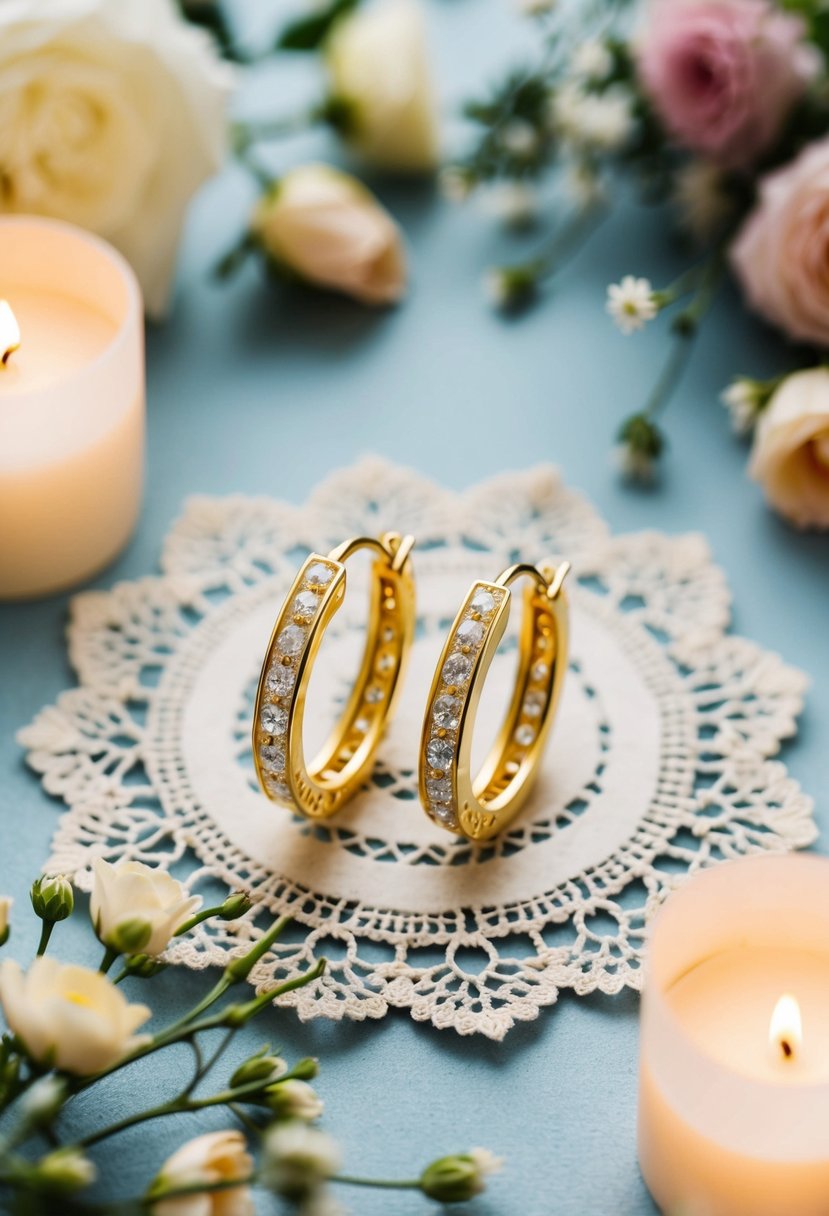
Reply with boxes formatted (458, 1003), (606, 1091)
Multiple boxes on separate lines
(252, 166), (407, 306)
(749, 368), (829, 530)
(152, 1130), (254, 1216)
(91, 858), (202, 956)
(326, 0), (439, 173)
(0, 0), (233, 316)
(0, 956), (150, 1075)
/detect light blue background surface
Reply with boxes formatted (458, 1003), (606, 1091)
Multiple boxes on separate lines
(1, 1), (828, 1211)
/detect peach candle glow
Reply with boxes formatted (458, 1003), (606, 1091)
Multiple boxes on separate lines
(0, 216), (144, 600)
(638, 855), (829, 1216)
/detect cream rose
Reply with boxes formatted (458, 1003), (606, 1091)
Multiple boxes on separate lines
(91, 858), (202, 956)
(151, 1131), (254, 1216)
(0, 0), (232, 316)
(251, 166), (406, 306)
(326, 0), (439, 173)
(731, 137), (829, 347)
(0, 956), (150, 1075)
(0, 897), (11, 946)
(749, 368), (829, 530)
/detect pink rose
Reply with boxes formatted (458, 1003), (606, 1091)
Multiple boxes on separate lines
(637, 0), (816, 169)
(731, 137), (829, 347)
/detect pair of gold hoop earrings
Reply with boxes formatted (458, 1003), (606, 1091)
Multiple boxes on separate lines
(252, 532), (570, 842)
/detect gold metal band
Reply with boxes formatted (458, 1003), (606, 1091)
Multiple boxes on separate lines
(253, 532), (416, 818)
(419, 560), (570, 840)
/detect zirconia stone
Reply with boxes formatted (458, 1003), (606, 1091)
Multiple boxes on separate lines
(532, 661), (550, 683)
(382, 627), (396, 643)
(442, 653), (472, 686)
(470, 589), (496, 615)
(523, 691), (545, 717)
(456, 618), (485, 648)
(260, 704), (288, 735)
(426, 776), (453, 802)
(426, 737), (454, 770)
(259, 744), (285, 773)
(306, 562), (334, 588)
(266, 779), (292, 800)
(266, 664), (295, 696)
(277, 624), (305, 656)
(433, 694), (461, 731)
(432, 803), (458, 828)
(376, 653), (395, 674)
(354, 716), (370, 734)
(365, 685), (384, 704)
(514, 724), (535, 747)
(293, 591), (319, 620)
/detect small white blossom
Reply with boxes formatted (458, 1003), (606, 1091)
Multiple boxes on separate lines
(483, 180), (539, 228)
(263, 1123), (342, 1197)
(570, 39), (613, 83)
(499, 118), (539, 158)
(606, 276), (658, 334)
(673, 160), (733, 242)
(722, 378), (762, 435)
(551, 83), (636, 152)
(615, 443), (656, 482)
(440, 166), (474, 203)
(270, 1079), (325, 1122)
(469, 1147), (505, 1180)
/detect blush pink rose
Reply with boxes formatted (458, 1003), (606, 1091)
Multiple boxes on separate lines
(637, 0), (816, 169)
(731, 137), (829, 347)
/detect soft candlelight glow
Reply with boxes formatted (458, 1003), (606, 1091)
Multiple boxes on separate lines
(0, 300), (21, 366)
(770, 993), (802, 1062)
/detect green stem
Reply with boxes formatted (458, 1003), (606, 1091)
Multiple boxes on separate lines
(531, 201), (609, 283)
(334, 1174), (421, 1190)
(643, 250), (725, 421)
(98, 946), (120, 975)
(36, 922), (54, 957)
(175, 906), (231, 937)
(229, 1102), (263, 1138)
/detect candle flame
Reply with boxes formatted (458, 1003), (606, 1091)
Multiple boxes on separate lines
(0, 301), (20, 367)
(769, 993), (802, 1062)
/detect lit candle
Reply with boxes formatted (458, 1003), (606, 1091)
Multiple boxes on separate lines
(638, 855), (829, 1216)
(0, 216), (144, 600)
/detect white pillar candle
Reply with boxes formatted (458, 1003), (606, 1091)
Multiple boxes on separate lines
(638, 855), (829, 1216)
(0, 216), (144, 600)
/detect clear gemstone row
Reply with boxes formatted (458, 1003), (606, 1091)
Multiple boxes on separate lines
(256, 558), (338, 805)
(422, 582), (555, 831)
(422, 585), (505, 831)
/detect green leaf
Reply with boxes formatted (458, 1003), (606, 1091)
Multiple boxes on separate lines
(277, 0), (359, 51)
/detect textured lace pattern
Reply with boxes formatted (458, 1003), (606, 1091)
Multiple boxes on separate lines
(18, 460), (814, 1039)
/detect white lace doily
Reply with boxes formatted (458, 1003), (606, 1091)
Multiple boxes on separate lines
(19, 460), (815, 1039)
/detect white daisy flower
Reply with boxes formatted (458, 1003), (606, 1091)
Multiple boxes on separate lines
(606, 275), (658, 334)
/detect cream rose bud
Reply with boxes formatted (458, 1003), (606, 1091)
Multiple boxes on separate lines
(749, 368), (829, 530)
(252, 166), (407, 306)
(325, 0), (439, 173)
(151, 1130), (254, 1216)
(91, 858), (202, 956)
(0, 0), (232, 317)
(0, 897), (11, 946)
(0, 957), (150, 1075)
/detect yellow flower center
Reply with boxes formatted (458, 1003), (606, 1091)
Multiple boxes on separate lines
(64, 989), (96, 1009)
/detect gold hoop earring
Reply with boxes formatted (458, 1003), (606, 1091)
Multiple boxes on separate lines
(253, 532), (416, 819)
(419, 560), (570, 840)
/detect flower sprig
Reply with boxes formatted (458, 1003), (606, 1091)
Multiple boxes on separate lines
(0, 861), (503, 1214)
